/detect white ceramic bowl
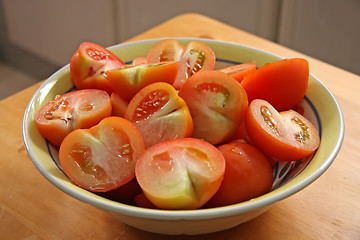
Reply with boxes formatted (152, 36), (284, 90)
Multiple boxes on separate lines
(22, 38), (344, 235)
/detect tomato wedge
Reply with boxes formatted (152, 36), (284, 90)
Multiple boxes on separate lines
(135, 138), (225, 210)
(70, 42), (125, 93)
(146, 39), (184, 63)
(124, 82), (193, 148)
(218, 62), (256, 83)
(59, 117), (145, 192)
(245, 99), (320, 161)
(172, 41), (216, 89)
(106, 61), (178, 101)
(178, 70), (248, 145)
(206, 141), (273, 207)
(131, 57), (148, 66)
(241, 58), (309, 111)
(35, 89), (112, 146)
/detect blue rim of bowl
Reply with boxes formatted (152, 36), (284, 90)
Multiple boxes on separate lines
(22, 38), (345, 221)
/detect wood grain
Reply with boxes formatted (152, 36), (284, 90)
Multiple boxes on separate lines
(0, 13), (359, 239)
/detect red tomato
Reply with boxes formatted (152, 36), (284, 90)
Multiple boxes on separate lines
(106, 61), (178, 101)
(35, 89), (112, 146)
(218, 62), (256, 83)
(124, 82), (193, 148)
(134, 193), (159, 209)
(135, 138), (225, 210)
(206, 141), (273, 207)
(241, 58), (309, 111)
(146, 39), (184, 63)
(110, 92), (128, 117)
(70, 42), (124, 93)
(178, 70), (248, 145)
(172, 41), (216, 89)
(245, 99), (320, 161)
(59, 117), (145, 192)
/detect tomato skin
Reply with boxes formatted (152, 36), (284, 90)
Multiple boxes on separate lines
(125, 82), (193, 148)
(178, 70), (248, 145)
(35, 89), (112, 146)
(59, 117), (145, 192)
(206, 142), (273, 207)
(245, 99), (320, 161)
(131, 57), (148, 66)
(241, 58), (309, 111)
(219, 62), (256, 83)
(135, 138), (225, 210)
(110, 92), (128, 117)
(173, 41), (216, 89)
(70, 42), (124, 93)
(100, 178), (142, 203)
(147, 39), (184, 63)
(106, 61), (178, 101)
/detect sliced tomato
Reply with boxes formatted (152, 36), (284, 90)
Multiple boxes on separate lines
(134, 193), (159, 209)
(172, 41), (216, 89)
(106, 61), (178, 101)
(245, 99), (320, 161)
(135, 138), (225, 210)
(218, 62), (256, 83)
(110, 92), (128, 117)
(124, 82), (193, 148)
(178, 70), (248, 145)
(241, 58), (309, 111)
(146, 39), (184, 63)
(131, 57), (148, 66)
(59, 117), (145, 192)
(35, 89), (112, 146)
(70, 42), (124, 93)
(206, 141), (273, 207)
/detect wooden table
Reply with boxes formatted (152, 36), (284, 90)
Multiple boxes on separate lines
(1, 13), (359, 239)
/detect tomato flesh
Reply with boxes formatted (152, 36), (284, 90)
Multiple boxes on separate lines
(35, 89), (112, 146)
(219, 62), (256, 83)
(59, 117), (145, 192)
(147, 39), (184, 63)
(125, 82), (193, 147)
(179, 70), (248, 145)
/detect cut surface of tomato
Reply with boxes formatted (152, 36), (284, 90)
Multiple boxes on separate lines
(59, 117), (145, 192)
(172, 41), (216, 89)
(125, 82), (193, 147)
(206, 141), (273, 207)
(241, 58), (309, 111)
(218, 62), (256, 83)
(70, 42), (124, 93)
(179, 70), (248, 145)
(146, 39), (184, 63)
(135, 138), (225, 210)
(35, 89), (112, 146)
(245, 99), (320, 161)
(106, 61), (178, 101)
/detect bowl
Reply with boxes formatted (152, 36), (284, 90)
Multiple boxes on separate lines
(22, 38), (344, 235)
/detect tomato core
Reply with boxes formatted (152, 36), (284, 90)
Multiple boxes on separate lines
(186, 49), (205, 78)
(292, 116), (311, 143)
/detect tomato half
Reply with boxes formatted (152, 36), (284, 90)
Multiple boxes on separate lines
(106, 61), (178, 101)
(172, 41), (216, 89)
(241, 58), (309, 111)
(124, 82), (193, 148)
(70, 42), (125, 93)
(245, 99), (320, 161)
(35, 89), (112, 146)
(59, 117), (145, 192)
(131, 57), (148, 66)
(146, 39), (184, 63)
(178, 70), (248, 145)
(206, 141), (273, 207)
(135, 138), (225, 210)
(218, 62), (256, 83)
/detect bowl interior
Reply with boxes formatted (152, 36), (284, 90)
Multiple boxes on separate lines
(22, 38), (344, 221)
